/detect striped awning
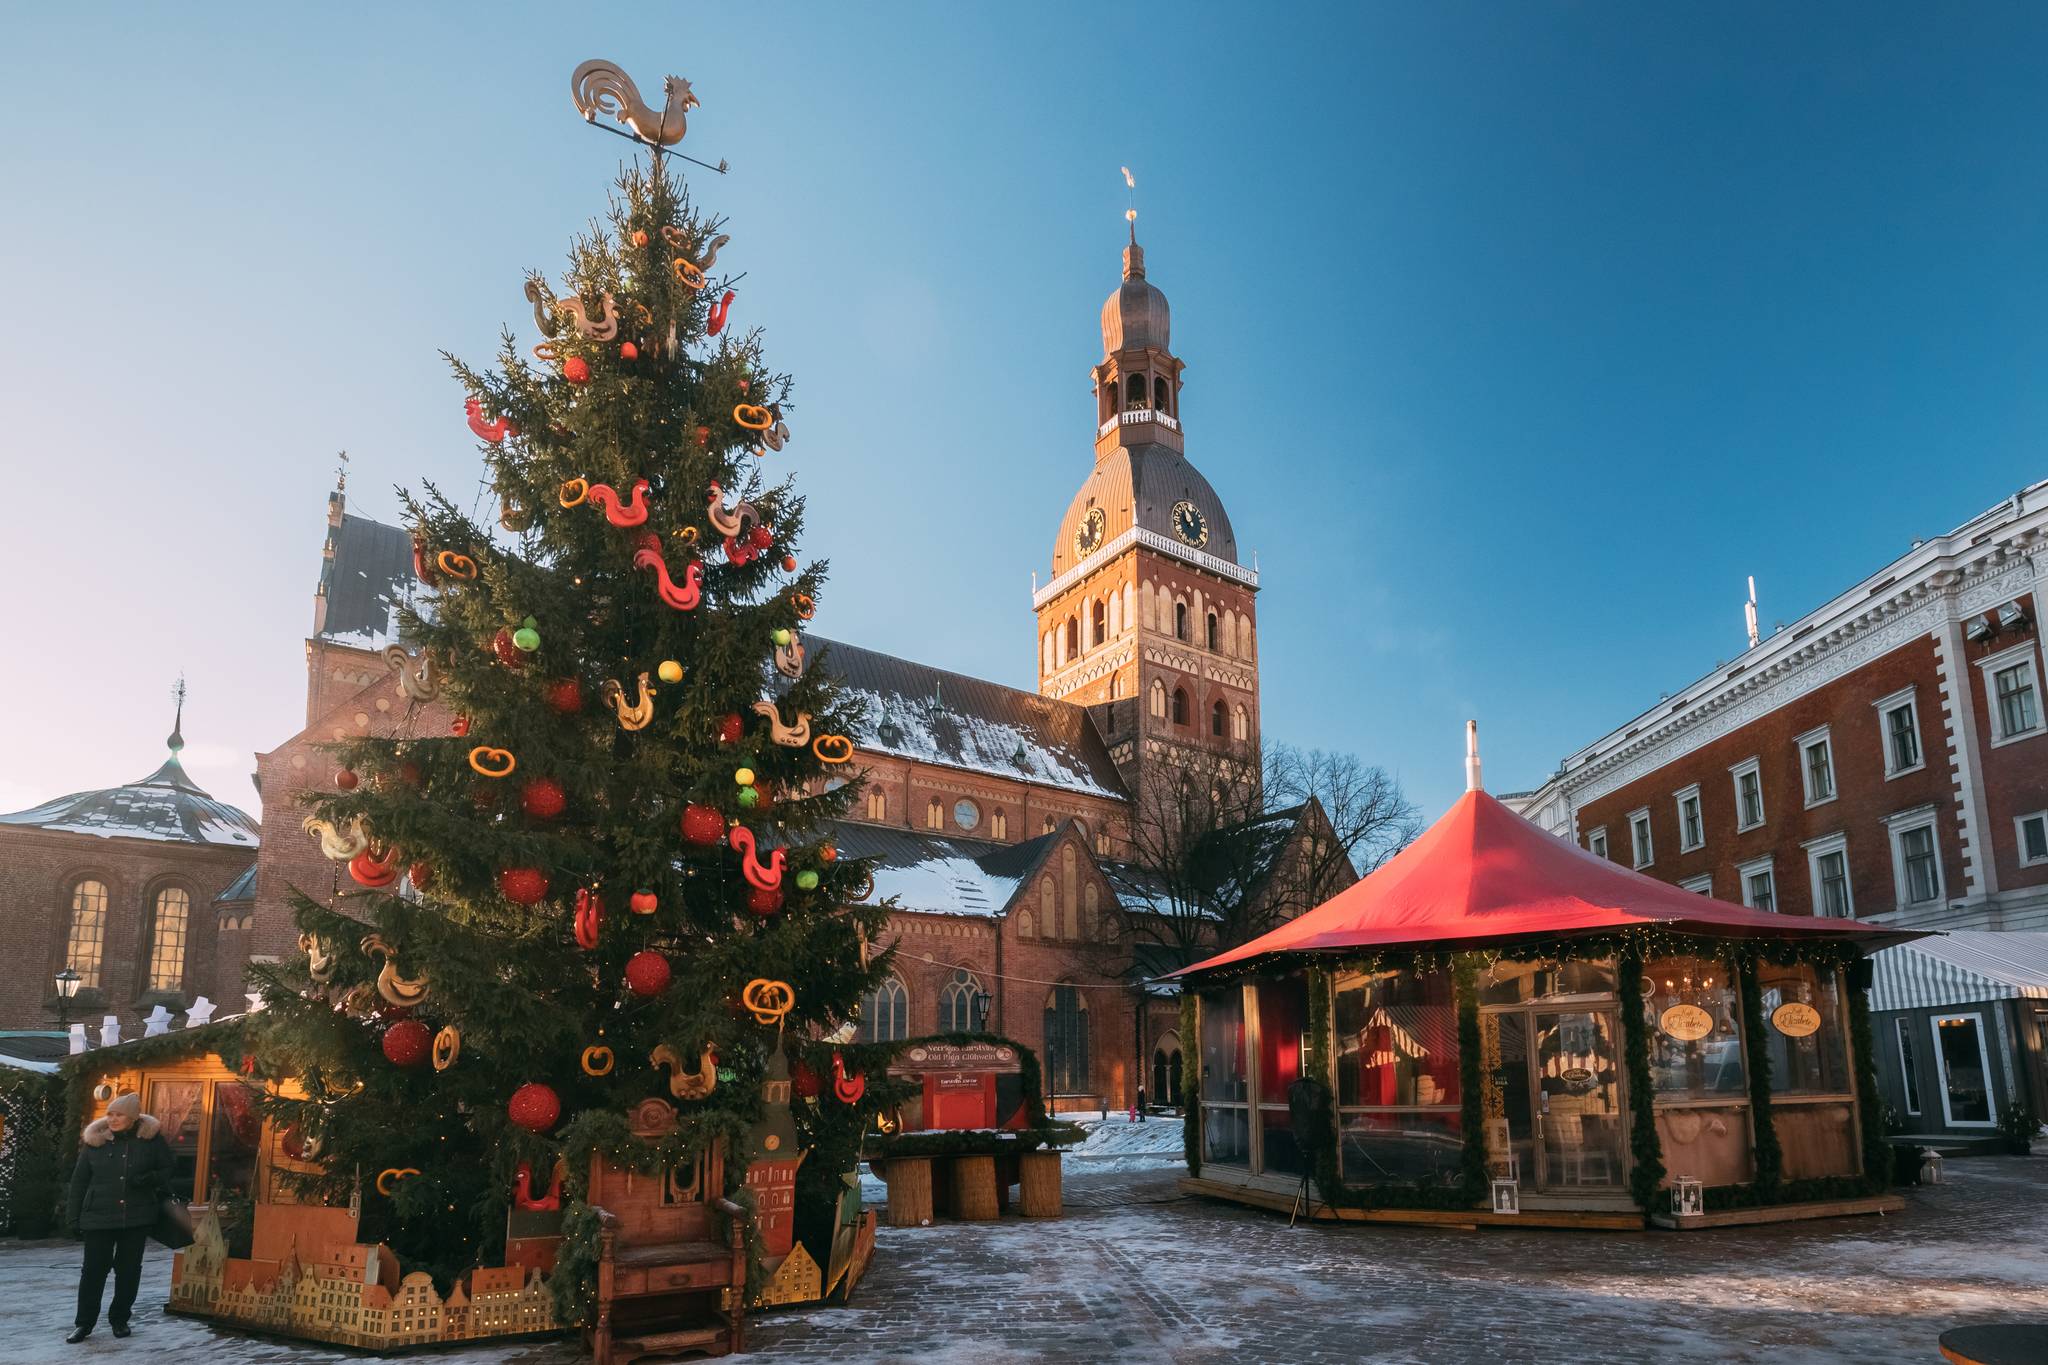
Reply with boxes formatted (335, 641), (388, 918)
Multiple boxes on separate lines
(1869, 932), (2048, 1013)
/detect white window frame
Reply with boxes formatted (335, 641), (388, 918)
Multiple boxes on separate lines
(1977, 641), (2046, 747)
(1873, 686), (1924, 779)
(1679, 874), (1714, 895)
(1628, 808), (1654, 869)
(1736, 855), (1777, 912)
(1586, 827), (1608, 860)
(1796, 724), (1837, 809)
(1893, 1016), (1921, 1117)
(1674, 785), (1704, 853)
(1930, 1011), (1998, 1128)
(2018, 810), (2048, 869)
(1730, 757), (1765, 832)
(1801, 832), (1854, 919)
(1883, 805), (1946, 908)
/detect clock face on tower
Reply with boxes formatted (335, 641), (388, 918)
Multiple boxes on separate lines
(1170, 500), (1209, 548)
(1074, 507), (1106, 556)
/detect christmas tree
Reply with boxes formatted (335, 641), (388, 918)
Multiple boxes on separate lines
(249, 110), (890, 1311)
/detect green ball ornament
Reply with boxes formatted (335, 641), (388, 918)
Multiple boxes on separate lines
(737, 787), (760, 808)
(512, 616), (541, 652)
(772, 628), (792, 647)
(796, 870), (820, 891)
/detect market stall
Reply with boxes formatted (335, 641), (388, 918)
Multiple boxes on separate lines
(1172, 731), (1914, 1229)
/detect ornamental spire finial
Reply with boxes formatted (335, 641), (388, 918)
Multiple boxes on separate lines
(168, 676), (187, 754)
(1464, 720), (1483, 794)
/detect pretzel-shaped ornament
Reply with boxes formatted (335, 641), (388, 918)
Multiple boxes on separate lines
(376, 1168), (420, 1197)
(436, 550), (478, 580)
(742, 978), (794, 1027)
(558, 478), (590, 508)
(468, 746), (517, 778)
(732, 403), (772, 431)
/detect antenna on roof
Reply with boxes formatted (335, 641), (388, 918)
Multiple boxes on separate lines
(1743, 576), (1760, 649)
(1464, 720), (1483, 794)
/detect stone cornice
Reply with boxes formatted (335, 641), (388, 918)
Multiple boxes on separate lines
(1033, 527), (1257, 609)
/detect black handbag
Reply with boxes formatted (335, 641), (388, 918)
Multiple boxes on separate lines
(151, 1198), (194, 1250)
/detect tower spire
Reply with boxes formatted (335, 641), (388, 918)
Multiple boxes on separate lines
(168, 676), (187, 754)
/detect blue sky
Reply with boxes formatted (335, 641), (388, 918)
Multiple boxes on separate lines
(1, 3), (2043, 822)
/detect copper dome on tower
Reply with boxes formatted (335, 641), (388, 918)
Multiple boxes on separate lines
(1100, 242), (1170, 356)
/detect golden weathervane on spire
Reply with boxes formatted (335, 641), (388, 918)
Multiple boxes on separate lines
(1120, 166), (1138, 241)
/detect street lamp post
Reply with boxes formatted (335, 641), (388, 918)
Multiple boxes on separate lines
(53, 968), (82, 1029)
(972, 990), (992, 1035)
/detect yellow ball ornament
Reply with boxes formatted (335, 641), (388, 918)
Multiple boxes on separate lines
(735, 767), (756, 787)
(657, 659), (684, 683)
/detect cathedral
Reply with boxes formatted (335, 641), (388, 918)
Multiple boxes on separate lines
(9, 231), (1312, 1111)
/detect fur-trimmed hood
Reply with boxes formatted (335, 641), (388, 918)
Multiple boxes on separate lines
(82, 1114), (160, 1147)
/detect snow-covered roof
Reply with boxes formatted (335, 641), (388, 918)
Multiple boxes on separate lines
(829, 822), (1063, 918)
(804, 638), (1127, 799)
(316, 511), (417, 651)
(0, 748), (260, 849)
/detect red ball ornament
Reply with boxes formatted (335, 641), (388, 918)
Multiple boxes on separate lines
(695, 426), (710, 446)
(407, 861), (433, 890)
(620, 341), (639, 360)
(382, 1019), (432, 1068)
(624, 951), (671, 997)
(738, 378), (750, 393)
(629, 889), (659, 915)
(781, 555), (798, 573)
(522, 778), (567, 820)
(563, 356), (591, 385)
(507, 1082), (562, 1134)
(545, 678), (584, 714)
(750, 525), (773, 550)
(452, 715), (471, 737)
(499, 867), (550, 904)
(716, 713), (744, 744)
(747, 885), (785, 916)
(791, 1060), (820, 1099)
(334, 768), (359, 790)
(679, 803), (725, 847)
(493, 628), (526, 669)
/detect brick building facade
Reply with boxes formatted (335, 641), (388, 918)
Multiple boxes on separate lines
(226, 234), (1322, 1111)
(1511, 480), (2048, 933)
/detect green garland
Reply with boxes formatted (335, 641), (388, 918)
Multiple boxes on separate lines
(1736, 958), (1782, 1196)
(867, 1125), (1081, 1159)
(1453, 954), (1487, 1203)
(0, 1069), (63, 1237)
(1616, 952), (1665, 1211)
(1303, 967), (1340, 1204)
(1180, 992), (1200, 1179)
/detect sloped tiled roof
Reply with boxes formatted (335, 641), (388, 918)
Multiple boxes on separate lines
(317, 512), (416, 649)
(827, 822), (1066, 918)
(804, 638), (1126, 798)
(0, 748), (259, 848)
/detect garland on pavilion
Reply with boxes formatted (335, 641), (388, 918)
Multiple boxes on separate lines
(1452, 954), (1488, 1203)
(1180, 992), (1199, 1179)
(1616, 951), (1665, 1210)
(1303, 967), (1339, 1205)
(1735, 958), (1784, 1197)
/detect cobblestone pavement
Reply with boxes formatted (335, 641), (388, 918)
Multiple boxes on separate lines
(3, 1156), (2042, 1364)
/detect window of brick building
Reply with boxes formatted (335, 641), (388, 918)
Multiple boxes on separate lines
(1738, 856), (1777, 912)
(940, 969), (983, 1033)
(991, 809), (1008, 840)
(1211, 700), (1226, 736)
(1586, 827), (1608, 860)
(1886, 808), (1944, 906)
(1984, 650), (2043, 745)
(1172, 687), (1189, 725)
(1674, 785), (1704, 852)
(863, 975), (908, 1043)
(1149, 679), (1166, 718)
(1797, 727), (1836, 807)
(1803, 833), (1853, 918)
(1206, 612), (1219, 650)
(926, 798), (943, 830)
(147, 887), (190, 991)
(1875, 688), (1923, 777)
(2018, 811), (2048, 868)
(865, 789), (886, 821)
(65, 879), (108, 988)
(1629, 809), (1654, 868)
(1731, 758), (1765, 830)
(1679, 874), (1714, 895)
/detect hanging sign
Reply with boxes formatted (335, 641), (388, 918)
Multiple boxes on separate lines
(1659, 1004), (1715, 1042)
(1771, 1002), (1822, 1038)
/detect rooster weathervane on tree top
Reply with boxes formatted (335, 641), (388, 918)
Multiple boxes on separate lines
(570, 58), (728, 172)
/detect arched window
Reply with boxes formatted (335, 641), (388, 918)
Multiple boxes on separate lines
(1173, 601), (1188, 641)
(865, 789), (887, 821)
(991, 809), (1008, 840)
(1065, 616), (1080, 658)
(1157, 583), (1174, 632)
(1172, 687), (1189, 725)
(65, 879), (108, 988)
(1092, 598), (1107, 646)
(1239, 618), (1254, 658)
(1152, 1029), (1183, 1106)
(1096, 830), (1111, 856)
(862, 975), (909, 1043)
(1206, 612), (1219, 650)
(926, 798), (943, 830)
(1062, 846), (1079, 937)
(1125, 373), (1147, 410)
(940, 968), (984, 1034)
(1044, 985), (1090, 1094)
(1149, 679), (1166, 718)
(1082, 883), (1099, 937)
(1108, 591), (1122, 637)
(1211, 700), (1227, 737)
(1154, 375), (1170, 413)
(1233, 704), (1249, 742)
(1222, 608), (1237, 657)
(1041, 631), (1054, 675)
(147, 887), (190, 991)
(1042, 815), (1056, 835)
(1039, 877), (1056, 936)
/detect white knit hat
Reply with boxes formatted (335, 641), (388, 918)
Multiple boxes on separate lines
(105, 1092), (141, 1120)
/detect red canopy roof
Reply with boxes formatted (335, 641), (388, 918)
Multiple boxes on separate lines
(1178, 790), (1907, 979)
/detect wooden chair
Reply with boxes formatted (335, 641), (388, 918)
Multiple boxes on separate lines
(586, 1100), (750, 1364)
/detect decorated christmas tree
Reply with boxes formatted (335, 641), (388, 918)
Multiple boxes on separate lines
(248, 68), (890, 1314)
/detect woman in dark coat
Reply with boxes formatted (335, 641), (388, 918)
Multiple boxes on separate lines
(65, 1091), (174, 1344)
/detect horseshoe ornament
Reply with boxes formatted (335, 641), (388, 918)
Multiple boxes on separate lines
(557, 292), (619, 340)
(586, 478), (650, 528)
(633, 544), (703, 611)
(751, 699), (812, 747)
(383, 645), (441, 702)
(600, 673), (656, 731)
(727, 824), (786, 891)
(525, 278), (559, 337)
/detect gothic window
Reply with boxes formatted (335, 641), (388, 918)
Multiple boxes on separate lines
(926, 798), (943, 830)
(1174, 601), (1188, 641)
(1064, 616), (1079, 660)
(1122, 583), (1135, 633)
(1062, 845), (1080, 937)
(1140, 582), (1155, 630)
(1222, 608), (1237, 656)
(1172, 687), (1189, 725)
(1040, 877), (1056, 937)
(66, 879), (108, 988)
(1149, 679), (1166, 718)
(1156, 584), (1173, 632)
(1206, 612), (1219, 650)
(1092, 598), (1107, 647)
(1125, 373), (1147, 410)
(1082, 883), (1099, 937)
(991, 810), (1008, 839)
(1154, 375), (1170, 413)
(147, 886), (190, 992)
(865, 789), (887, 821)
(1096, 830), (1111, 856)
(1233, 704), (1249, 741)
(1016, 900), (1036, 937)
(1108, 591), (1121, 637)
(1041, 631), (1054, 675)
(1043, 816), (1056, 835)
(1044, 985), (1090, 1094)
(1211, 700), (1227, 737)
(940, 968), (984, 1034)
(862, 975), (909, 1043)
(1239, 617), (1254, 658)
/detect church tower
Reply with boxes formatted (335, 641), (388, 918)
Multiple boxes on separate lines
(1034, 230), (1261, 838)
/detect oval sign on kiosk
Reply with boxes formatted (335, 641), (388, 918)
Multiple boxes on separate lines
(1772, 1002), (1822, 1038)
(1659, 1004), (1715, 1042)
